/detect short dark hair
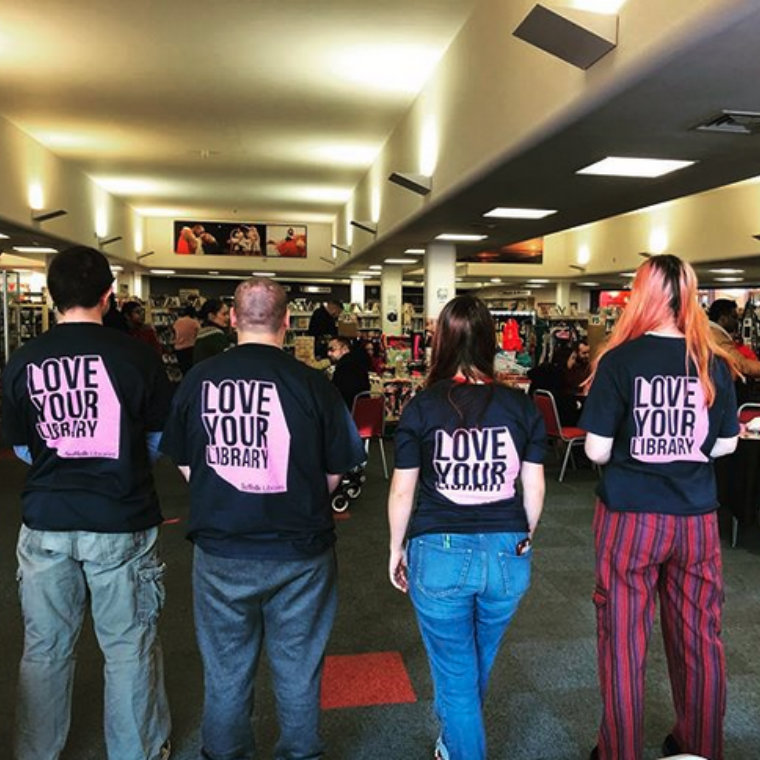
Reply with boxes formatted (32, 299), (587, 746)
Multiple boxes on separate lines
(708, 299), (738, 323)
(47, 246), (113, 313)
(329, 336), (351, 351)
(121, 301), (144, 318)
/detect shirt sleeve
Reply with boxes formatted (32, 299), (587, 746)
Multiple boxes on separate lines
(522, 402), (547, 464)
(1, 354), (30, 446)
(578, 354), (627, 437)
(321, 380), (366, 474)
(393, 396), (422, 469)
(715, 358), (739, 437)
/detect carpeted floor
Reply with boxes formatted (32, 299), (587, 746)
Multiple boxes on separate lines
(0, 450), (758, 759)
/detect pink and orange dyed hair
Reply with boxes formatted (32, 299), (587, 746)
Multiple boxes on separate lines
(588, 255), (737, 406)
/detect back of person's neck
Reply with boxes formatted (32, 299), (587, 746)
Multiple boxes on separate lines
(56, 306), (103, 325)
(238, 331), (283, 349)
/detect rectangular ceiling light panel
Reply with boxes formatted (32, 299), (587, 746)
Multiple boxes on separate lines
(577, 157), (695, 178)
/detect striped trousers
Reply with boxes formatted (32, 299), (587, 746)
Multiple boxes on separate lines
(592, 501), (725, 760)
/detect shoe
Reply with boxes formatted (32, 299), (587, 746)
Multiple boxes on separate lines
(662, 734), (681, 756)
(589, 748), (599, 760)
(158, 739), (171, 760)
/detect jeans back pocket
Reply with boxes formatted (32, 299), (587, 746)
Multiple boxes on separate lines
(411, 539), (473, 599)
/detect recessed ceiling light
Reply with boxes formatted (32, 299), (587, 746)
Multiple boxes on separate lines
(578, 281), (600, 286)
(490, 278), (502, 283)
(252, 271), (276, 277)
(110, 265), (123, 272)
(709, 268), (744, 274)
(209, 271), (219, 275)
(0, 233), (9, 239)
(13, 246), (58, 254)
(369, 265), (383, 270)
(357, 271), (377, 276)
(577, 157), (695, 178)
(620, 272), (637, 277)
(404, 248), (425, 254)
(715, 276), (744, 282)
(384, 258), (418, 264)
(150, 269), (176, 275)
(484, 207), (557, 219)
(435, 233), (488, 242)
(527, 278), (550, 284)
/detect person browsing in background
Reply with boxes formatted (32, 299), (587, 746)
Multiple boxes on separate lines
(193, 298), (232, 364)
(1, 246), (172, 760)
(708, 298), (760, 403)
(172, 305), (200, 375)
(122, 300), (164, 356)
(102, 292), (129, 332)
(564, 339), (591, 395)
(388, 295), (546, 760)
(308, 299), (342, 359)
(527, 344), (580, 424)
(160, 277), (365, 760)
(327, 336), (370, 408)
(580, 255), (739, 760)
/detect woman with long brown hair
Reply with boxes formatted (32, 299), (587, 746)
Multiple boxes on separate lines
(580, 254), (739, 760)
(387, 295), (546, 760)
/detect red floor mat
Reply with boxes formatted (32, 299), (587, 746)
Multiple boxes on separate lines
(321, 651), (417, 709)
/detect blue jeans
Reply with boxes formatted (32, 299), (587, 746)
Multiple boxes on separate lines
(193, 545), (337, 760)
(14, 525), (171, 760)
(408, 532), (532, 760)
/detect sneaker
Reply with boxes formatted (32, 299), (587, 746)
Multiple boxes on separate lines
(158, 739), (171, 760)
(661, 734), (681, 756)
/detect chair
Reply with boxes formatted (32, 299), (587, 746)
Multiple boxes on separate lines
(533, 389), (587, 482)
(351, 391), (388, 479)
(729, 402), (760, 547)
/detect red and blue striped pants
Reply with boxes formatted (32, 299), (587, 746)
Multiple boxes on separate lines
(593, 500), (725, 760)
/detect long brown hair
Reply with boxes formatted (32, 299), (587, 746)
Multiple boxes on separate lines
(589, 254), (737, 406)
(426, 295), (496, 387)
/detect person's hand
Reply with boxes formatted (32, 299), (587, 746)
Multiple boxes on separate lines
(389, 546), (408, 593)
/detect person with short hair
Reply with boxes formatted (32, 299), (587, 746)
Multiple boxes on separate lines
(327, 336), (370, 408)
(388, 294), (546, 760)
(122, 300), (163, 355)
(160, 277), (365, 760)
(173, 304), (200, 374)
(2, 245), (172, 760)
(308, 299), (342, 358)
(581, 255), (739, 760)
(193, 298), (232, 363)
(708, 297), (760, 378)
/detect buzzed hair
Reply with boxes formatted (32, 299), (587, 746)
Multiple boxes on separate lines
(234, 278), (288, 333)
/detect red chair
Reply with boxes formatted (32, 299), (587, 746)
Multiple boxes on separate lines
(533, 389), (587, 482)
(351, 392), (388, 479)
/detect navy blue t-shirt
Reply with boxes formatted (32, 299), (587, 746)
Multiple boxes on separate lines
(579, 334), (738, 515)
(160, 343), (366, 559)
(394, 380), (546, 537)
(1, 323), (170, 532)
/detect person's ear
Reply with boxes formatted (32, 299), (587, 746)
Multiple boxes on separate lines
(99, 287), (113, 314)
(230, 307), (238, 328)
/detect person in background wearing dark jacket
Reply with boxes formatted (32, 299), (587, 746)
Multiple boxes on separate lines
(308, 299), (342, 358)
(102, 293), (129, 332)
(193, 299), (232, 364)
(122, 300), (163, 356)
(328, 336), (370, 408)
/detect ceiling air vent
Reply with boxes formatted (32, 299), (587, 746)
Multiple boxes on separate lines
(695, 110), (760, 135)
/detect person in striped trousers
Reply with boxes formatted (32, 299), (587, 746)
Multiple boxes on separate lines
(579, 254), (739, 760)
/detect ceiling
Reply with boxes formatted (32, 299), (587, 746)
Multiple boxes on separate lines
(2, 0), (760, 290)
